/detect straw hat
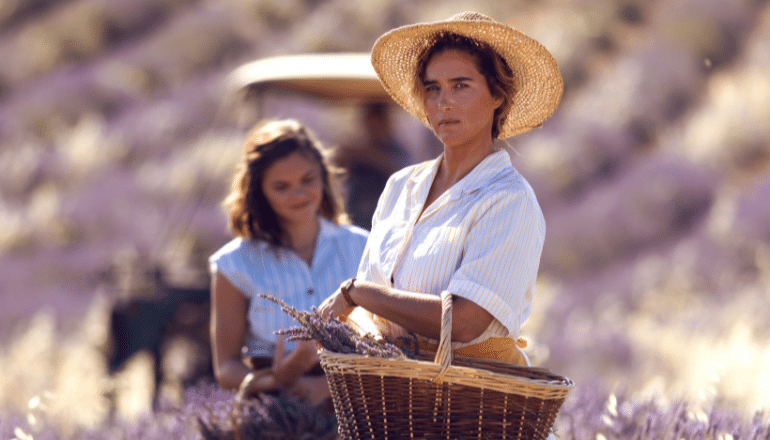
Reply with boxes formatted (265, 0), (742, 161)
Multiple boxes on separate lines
(371, 11), (563, 139)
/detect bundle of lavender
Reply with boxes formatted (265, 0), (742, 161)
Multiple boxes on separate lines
(197, 378), (338, 440)
(259, 294), (417, 359)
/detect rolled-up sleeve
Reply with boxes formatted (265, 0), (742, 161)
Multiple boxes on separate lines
(447, 188), (545, 336)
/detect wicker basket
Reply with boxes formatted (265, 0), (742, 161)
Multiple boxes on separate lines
(320, 292), (573, 439)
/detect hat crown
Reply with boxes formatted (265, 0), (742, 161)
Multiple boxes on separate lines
(448, 11), (493, 23)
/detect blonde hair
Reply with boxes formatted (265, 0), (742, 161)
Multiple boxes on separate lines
(224, 119), (348, 247)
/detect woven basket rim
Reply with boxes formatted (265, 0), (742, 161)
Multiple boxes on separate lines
(320, 350), (574, 398)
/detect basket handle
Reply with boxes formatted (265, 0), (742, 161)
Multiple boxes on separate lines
(431, 291), (453, 383)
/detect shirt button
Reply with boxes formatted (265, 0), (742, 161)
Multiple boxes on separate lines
(307, 288), (314, 295)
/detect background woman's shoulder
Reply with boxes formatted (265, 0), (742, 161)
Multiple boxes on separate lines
(327, 220), (369, 244)
(210, 237), (246, 261)
(210, 237), (271, 264)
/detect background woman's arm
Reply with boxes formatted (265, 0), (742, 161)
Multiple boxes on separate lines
(270, 338), (319, 387)
(210, 272), (277, 394)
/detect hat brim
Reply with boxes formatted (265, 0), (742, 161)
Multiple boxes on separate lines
(371, 18), (563, 138)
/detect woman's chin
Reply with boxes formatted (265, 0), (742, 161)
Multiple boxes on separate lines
(277, 208), (315, 226)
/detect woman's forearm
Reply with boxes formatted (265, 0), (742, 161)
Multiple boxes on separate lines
(211, 272), (278, 395)
(348, 280), (444, 339)
(347, 280), (495, 342)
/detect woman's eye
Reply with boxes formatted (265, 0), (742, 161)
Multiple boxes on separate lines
(302, 176), (317, 185)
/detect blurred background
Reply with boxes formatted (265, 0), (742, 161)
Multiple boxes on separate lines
(1, 0), (769, 434)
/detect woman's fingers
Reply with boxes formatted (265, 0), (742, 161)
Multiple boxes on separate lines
(318, 293), (339, 319)
(320, 290), (356, 321)
(295, 339), (321, 361)
(273, 335), (285, 368)
(291, 376), (331, 405)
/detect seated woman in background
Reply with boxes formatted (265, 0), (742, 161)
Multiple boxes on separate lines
(320, 12), (563, 366)
(209, 119), (368, 403)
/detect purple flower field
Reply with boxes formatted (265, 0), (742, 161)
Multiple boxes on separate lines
(2, 0), (770, 438)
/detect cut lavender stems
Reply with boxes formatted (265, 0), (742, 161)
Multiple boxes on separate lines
(259, 294), (414, 359)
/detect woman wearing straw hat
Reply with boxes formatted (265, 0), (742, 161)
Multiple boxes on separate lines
(320, 12), (562, 365)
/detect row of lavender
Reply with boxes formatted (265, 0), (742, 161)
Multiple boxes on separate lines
(2, 381), (768, 440)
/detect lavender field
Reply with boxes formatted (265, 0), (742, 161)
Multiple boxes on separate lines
(2, 0), (770, 438)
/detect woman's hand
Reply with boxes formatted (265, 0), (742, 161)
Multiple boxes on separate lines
(288, 375), (330, 405)
(271, 337), (319, 387)
(318, 289), (355, 320)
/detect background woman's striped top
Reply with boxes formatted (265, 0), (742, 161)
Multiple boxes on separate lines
(210, 218), (368, 357)
(358, 147), (545, 349)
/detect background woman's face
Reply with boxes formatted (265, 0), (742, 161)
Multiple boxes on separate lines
(261, 152), (323, 227)
(422, 49), (503, 148)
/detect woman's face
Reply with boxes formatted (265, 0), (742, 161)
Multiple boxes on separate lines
(261, 152), (323, 227)
(422, 49), (503, 148)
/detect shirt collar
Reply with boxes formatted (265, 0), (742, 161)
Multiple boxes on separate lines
(317, 216), (337, 243)
(409, 147), (514, 197)
(312, 216), (340, 262)
(315, 216), (361, 272)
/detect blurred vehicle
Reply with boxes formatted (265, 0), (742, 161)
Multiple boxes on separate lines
(228, 52), (392, 104)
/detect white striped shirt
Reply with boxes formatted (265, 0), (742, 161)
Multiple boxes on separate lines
(210, 218), (368, 356)
(358, 146), (545, 349)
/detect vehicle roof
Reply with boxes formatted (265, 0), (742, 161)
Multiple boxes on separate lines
(227, 53), (393, 103)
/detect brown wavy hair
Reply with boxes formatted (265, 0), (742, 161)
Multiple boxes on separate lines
(224, 119), (348, 248)
(414, 31), (515, 140)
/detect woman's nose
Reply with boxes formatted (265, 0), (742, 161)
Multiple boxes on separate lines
(438, 90), (453, 109)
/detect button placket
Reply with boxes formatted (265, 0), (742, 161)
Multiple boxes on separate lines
(387, 180), (430, 287)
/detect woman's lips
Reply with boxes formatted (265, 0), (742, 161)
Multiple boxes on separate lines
(437, 118), (459, 128)
(291, 200), (312, 210)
